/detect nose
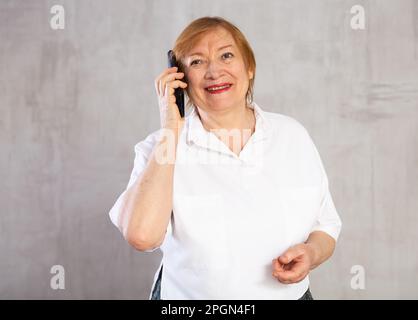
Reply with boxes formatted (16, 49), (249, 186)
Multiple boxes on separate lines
(204, 59), (223, 80)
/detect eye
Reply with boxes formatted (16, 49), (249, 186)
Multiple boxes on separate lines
(222, 52), (234, 60)
(190, 59), (202, 66)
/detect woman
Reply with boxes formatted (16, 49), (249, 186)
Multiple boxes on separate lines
(109, 16), (342, 300)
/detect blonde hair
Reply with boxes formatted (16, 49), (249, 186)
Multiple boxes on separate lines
(172, 16), (256, 109)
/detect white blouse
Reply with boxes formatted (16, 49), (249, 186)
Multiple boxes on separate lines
(109, 101), (342, 300)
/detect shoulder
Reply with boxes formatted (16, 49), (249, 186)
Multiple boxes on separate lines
(261, 108), (325, 183)
(262, 110), (311, 141)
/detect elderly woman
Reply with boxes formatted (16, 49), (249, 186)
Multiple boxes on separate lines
(109, 16), (342, 300)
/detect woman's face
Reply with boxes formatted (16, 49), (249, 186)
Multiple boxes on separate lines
(182, 28), (253, 113)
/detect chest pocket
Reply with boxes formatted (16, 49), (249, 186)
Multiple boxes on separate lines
(279, 186), (321, 244)
(173, 193), (229, 270)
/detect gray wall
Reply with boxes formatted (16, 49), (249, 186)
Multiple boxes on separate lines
(1, 0), (417, 299)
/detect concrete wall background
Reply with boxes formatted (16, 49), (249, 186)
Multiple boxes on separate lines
(1, 0), (417, 299)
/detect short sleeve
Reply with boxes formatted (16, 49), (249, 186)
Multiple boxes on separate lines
(303, 129), (342, 242)
(310, 172), (342, 241)
(108, 129), (173, 252)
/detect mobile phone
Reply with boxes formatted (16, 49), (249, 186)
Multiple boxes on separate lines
(167, 50), (185, 118)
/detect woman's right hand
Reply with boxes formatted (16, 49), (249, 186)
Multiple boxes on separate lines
(154, 66), (188, 130)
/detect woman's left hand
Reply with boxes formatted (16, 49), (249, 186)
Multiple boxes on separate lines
(271, 243), (316, 284)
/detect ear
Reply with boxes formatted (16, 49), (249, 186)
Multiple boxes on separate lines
(248, 69), (254, 80)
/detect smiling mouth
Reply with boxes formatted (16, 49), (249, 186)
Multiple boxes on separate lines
(205, 83), (233, 94)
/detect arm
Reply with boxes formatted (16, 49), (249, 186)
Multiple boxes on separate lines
(115, 66), (187, 252)
(271, 122), (341, 283)
(119, 127), (181, 251)
(272, 231), (336, 284)
(305, 230), (336, 269)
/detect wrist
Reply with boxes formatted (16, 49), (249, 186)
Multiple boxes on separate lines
(304, 242), (320, 270)
(162, 119), (185, 131)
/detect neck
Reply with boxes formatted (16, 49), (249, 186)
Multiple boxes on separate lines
(196, 102), (255, 133)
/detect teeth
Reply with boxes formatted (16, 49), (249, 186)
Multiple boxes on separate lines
(207, 84), (230, 91)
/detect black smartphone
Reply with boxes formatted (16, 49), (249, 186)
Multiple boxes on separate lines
(167, 50), (185, 118)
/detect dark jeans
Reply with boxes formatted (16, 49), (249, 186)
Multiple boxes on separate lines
(150, 265), (314, 300)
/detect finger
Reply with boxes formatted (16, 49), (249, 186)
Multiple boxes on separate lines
(156, 66), (178, 80)
(160, 73), (185, 97)
(279, 246), (304, 265)
(164, 80), (187, 97)
(286, 260), (307, 278)
(274, 262), (308, 282)
(165, 72), (185, 82)
(155, 67), (179, 96)
(272, 258), (285, 273)
(155, 67), (177, 94)
(274, 269), (300, 283)
(277, 271), (308, 284)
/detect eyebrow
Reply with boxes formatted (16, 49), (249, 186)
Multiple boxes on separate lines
(188, 44), (233, 57)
